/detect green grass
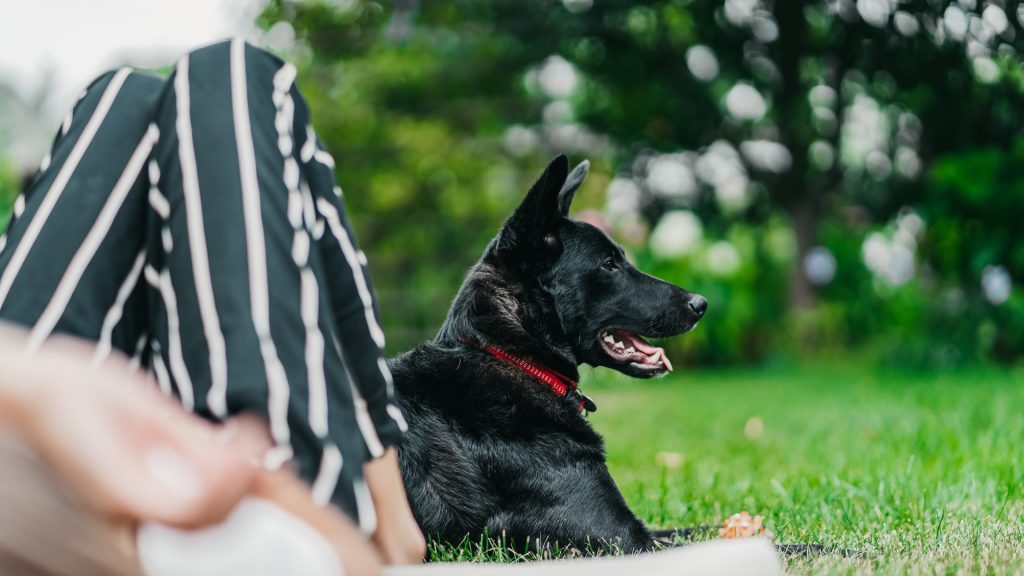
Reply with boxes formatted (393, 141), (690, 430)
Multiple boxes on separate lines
(428, 365), (1024, 574)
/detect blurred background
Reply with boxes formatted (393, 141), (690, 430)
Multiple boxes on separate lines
(2, 0), (1023, 369)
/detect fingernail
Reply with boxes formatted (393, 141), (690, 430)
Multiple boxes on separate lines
(144, 445), (203, 500)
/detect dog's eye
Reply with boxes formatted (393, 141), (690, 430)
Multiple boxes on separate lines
(600, 257), (619, 271)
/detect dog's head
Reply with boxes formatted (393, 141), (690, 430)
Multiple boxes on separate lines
(488, 155), (706, 378)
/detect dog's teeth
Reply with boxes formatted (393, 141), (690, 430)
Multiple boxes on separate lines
(624, 346), (636, 354)
(614, 341), (625, 350)
(603, 334), (615, 344)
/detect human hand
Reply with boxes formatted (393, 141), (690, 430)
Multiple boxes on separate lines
(251, 468), (383, 576)
(364, 448), (427, 565)
(10, 333), (270, 529)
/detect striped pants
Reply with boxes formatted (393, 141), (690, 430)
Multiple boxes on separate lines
(0, 39), (405, 526)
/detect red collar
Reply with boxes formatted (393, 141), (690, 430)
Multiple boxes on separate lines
(461, 338), (595, 414)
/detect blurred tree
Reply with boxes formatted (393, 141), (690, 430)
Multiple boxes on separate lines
(260, 0), (582, 352)
(923, 138), (1024, 361)
(260, 0), (1024, 362)
(451, 0), (1024, 310)
(0, 164), (14, 226)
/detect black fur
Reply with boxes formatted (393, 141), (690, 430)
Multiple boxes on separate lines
(392, 155), (707, 553)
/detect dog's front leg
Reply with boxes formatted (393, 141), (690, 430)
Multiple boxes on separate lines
(488, 458), (652, 554)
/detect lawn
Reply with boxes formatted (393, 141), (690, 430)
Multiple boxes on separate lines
(429, 365), (1024, 574)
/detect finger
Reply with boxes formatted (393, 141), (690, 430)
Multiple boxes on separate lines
(82, 365), (271, 527)
(42, 422), (210, 528)
(67, 408), (267, 528)
(134, 416), (270, 528)
(95, 441), (250, 528)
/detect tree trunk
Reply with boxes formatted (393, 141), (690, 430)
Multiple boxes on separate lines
(773, 0), (817, 312)
(788, 199), (817, 310)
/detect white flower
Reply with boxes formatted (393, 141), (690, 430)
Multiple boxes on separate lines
(808, 85), (837, 108)
(646, 155), (697, 200)
(842, 94), (890, 172)
(886, 243), (915, 285)
(804, 246), (837, 286)
(982, 265), (1012, 305)
(724, 0), (759, 26)
(686, 45), (719, 82)
(943, 5), (969, 40)
(543, 101), (573, 125)
(809, 140), (835, 170)
(706, 241), (742, 277)
(862, 232), (890, 276)
(724, 83), (768, 121)
(861, 215), (926, 287)
(714, 175), (752, 214)
(740, 140), (792, 173)
(649, 211), (703, 259)
(606, 177), (642, 219)
(863, 232), (915, 285)
(265, 21), (296, 51)
(695, 141), (743, 185)
(502, 126), (538, 157)
(897, 208), (925, 237)
(895, 147), (922, 178)
(893, 11), (920, 36)
(982, 5), (1009, 34)
(537, 55), (578, 98)
(695, 141), (752, 213)
(562, 0), (593, 14)
(750, 12), (779, 42)
(973, 57), (1000, 84)
(857, 0), (892, 28)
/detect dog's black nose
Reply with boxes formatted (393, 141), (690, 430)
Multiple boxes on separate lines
(688, 295), (708, 317)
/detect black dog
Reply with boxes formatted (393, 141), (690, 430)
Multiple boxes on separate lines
(392, 155), (707, 553)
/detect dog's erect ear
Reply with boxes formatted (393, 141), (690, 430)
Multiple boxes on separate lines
(495, 155), (570, 263)
(520, 154), (569, 223)
(508, 154), (569, 232)
(558, 160), (589, 216)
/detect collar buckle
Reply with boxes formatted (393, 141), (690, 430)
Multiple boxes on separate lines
(567, 389), (598, 414)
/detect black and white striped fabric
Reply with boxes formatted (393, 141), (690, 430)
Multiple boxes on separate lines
(0, 39), (407, 527)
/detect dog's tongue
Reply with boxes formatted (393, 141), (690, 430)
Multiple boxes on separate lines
(615, 331), (674, 372)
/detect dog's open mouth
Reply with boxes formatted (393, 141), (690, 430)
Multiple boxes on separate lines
(600, 329), (673, 373)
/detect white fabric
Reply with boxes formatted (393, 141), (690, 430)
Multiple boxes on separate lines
(384, 538), (783, 576)
(137, 498), (344, 576)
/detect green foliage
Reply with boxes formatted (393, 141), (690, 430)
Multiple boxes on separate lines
(0, 162), (16, 230)
(917, 140), (1024, 362)
(807, 137), (1024, 367)
(637, 220), (792, 365)
(261, 0), (559, 352)
(259, 0), (1024, 364)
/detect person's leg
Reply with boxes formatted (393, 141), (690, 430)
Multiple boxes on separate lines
(298, 119), (407, 458)
(0, 37), (399, 531)
(0, 69), (161, 359)
(146, 38), (374, 524)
